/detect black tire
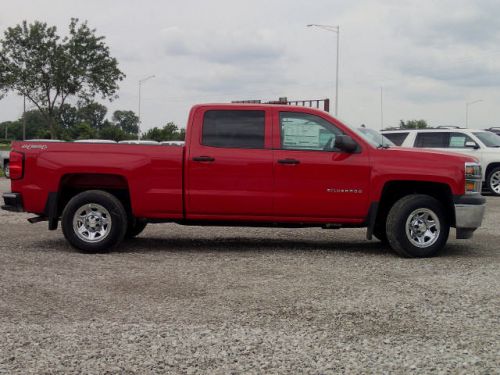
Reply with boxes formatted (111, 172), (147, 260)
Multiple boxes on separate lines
(125, 218), (147, 239)
(61, 190), (127, 253)
(3, 162), (9, 179)
(486, 167), (500, 196)
(386, 194), (450, 258)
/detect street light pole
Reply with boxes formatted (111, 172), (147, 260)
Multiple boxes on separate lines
(138, 75), (155, 140)
(307, 24), (340, 116)
(465, 99), (483, 128)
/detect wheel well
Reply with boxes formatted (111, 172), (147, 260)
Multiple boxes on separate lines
(58, 174), (131, 216)
(376, 181), (455, 228)
(485, 163), (500, 179)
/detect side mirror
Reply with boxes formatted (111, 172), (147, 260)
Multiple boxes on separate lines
(465, 141), (479, 149)
(334, 135), (358, 153)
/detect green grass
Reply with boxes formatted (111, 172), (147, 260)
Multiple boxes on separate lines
(0, 143), (9, 151)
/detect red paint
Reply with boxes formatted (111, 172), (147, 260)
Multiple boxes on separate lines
(9, 104), (476, 224)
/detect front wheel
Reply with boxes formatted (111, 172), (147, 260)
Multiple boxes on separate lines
(62, 190), (127, 253)
(386, 194), (450, 258)
(486, 167), (500, 196)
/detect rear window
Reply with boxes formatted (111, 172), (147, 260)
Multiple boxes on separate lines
(202, 110), (265, 149)
(383, 132), (409, 146)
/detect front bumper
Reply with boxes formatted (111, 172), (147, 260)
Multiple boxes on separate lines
(2, 192), (23, 212)
(454, 194), (486, 239)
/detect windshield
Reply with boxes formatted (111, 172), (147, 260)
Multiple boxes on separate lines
(473, 132), (500, 148)
(354, 127), (395, 147)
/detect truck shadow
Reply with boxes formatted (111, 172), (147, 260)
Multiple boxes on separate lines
(34, 235), (479, 258)
(117, 236), (394, 256)
(116, 237), (479, 258)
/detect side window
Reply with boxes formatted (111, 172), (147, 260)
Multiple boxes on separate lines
(415, 132), (450, 148)
(448, 132), (475, 148)
(384, 132), (409, 146)
(202, 110), (265, 149)
(279, 112), (342, 151)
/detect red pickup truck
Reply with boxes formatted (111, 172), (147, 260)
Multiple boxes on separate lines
(2, 104), (486, 257)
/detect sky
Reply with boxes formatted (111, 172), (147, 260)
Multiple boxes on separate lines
(1, 0), (499, 131)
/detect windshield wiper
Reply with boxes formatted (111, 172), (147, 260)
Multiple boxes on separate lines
(377, 144), (391, 149)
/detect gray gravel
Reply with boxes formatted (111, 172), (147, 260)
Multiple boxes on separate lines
(0, 177), (498, 374)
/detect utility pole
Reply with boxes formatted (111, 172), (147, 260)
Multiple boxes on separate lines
(307, 24), (340, 116)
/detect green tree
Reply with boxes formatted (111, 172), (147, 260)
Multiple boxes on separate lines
(57, 104), (79, 139)
(142, 127), (164, 142)
(399, 119), (428, 129)
(0, 19), (125, 138)
(72, 122), (96, 139)
(162, 122), (180, 141)
(78, 101), (107, 132)
(99, 120), (136, 142)
(141, 122), (184, 142)
(178, 128), (186, 141)
(112, 110), (139, 135)
(1, 110), (51, 140)
(57, 104), (79, 130)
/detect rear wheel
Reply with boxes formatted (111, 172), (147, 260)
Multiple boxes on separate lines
(486, 167), (500, 196)
(62, 190), (127, 253)
(386, 194), (449, 258)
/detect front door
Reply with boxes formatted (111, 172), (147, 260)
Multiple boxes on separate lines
(272, 109), (371, 221)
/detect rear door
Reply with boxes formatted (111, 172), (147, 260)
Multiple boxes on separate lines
(186, 107), (274, 219)
(272, 109), (371, 221)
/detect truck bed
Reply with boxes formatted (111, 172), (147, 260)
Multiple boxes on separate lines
(10, 142), (185, 218)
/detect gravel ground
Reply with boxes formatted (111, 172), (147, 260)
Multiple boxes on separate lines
(0, 177), (498, 374)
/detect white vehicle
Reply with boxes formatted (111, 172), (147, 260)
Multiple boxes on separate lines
(382, 128), (500, 195)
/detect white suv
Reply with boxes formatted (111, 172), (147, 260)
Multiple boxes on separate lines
(382, 128), (500, 195)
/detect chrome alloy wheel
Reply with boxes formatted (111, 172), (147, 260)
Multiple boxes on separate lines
(489, 171), (500, 194)
(405, 208), (440, 248)
(73, 203), (112, 243)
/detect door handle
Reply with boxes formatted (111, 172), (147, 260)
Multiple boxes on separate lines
(192, 156), (215, 162)
(277, 158), (300, 165)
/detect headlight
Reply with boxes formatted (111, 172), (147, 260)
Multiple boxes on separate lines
(465, 162), (482, 194)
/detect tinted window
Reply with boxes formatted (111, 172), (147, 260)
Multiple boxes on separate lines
(280, 112), (342, 151)
(415, 132), (449, 148)
(383, 132), (409, 146)
(202, 110), (265, 149)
